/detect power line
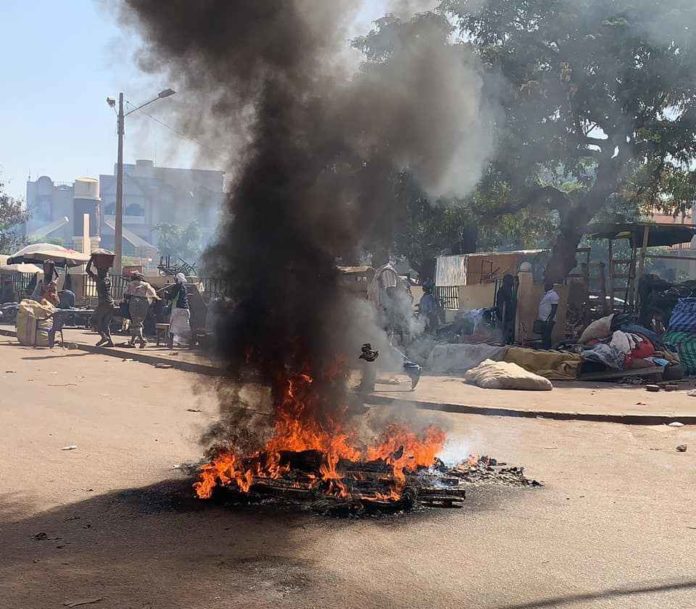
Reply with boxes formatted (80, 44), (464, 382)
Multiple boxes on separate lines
(124, 100), (214, 153)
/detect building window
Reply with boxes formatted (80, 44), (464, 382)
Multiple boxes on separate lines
(125, 203), (145, 217)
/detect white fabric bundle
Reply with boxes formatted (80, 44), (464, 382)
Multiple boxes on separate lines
(464, 359), (553, 391)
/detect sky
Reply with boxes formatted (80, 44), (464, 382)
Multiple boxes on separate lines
(0, 0), (388, 201)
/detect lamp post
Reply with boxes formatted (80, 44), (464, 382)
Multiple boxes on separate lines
(108, 88), (175, 274)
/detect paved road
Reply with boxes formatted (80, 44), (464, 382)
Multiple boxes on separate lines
(1, 340), (695, 608)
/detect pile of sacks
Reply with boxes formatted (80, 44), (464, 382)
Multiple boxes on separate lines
(663, 298), (696, 375)
(579, 313), (679, 374)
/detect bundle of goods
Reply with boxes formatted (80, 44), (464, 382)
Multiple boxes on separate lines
(578, 313), (680, 377)
(464, 359), (553, 391)
(663, 298), (696, 376)
(16, 299), (55, 347)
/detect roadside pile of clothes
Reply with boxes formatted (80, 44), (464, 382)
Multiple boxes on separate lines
(578, 313), (680, 376)
(663, 298), (696, 376)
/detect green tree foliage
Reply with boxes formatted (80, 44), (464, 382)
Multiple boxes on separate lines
(154, 221), (203, 264)
(355, 13), (560, 273)
(0, 183), (28, 254)
(443, 0), (696, 280)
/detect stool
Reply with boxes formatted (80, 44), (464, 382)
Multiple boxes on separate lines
(155, 323), (170, 346)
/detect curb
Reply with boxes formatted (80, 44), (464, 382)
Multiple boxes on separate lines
(75, 342), (225, 376)
(365, 394), (696, 425)
(0, 326), (223, 377)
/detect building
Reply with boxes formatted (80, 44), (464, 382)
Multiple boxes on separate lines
(25, 176), (101, 249)
(99, 160), (225, 258)
(24, 160), (225, 260)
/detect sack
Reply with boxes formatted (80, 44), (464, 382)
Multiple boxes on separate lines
(16, 299), (54, 347)
(579, 314), (614, 344)
(668, 298), (696, 333)
(532, 319), (545, 335)
(464, 359), (553, 391)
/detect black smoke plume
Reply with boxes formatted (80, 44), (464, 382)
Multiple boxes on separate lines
(120, 0), (495, 446)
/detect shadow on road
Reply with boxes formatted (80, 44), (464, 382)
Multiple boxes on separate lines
(0, 477), (439, 608)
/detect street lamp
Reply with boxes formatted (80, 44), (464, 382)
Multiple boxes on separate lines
(109, 88), (175, 274)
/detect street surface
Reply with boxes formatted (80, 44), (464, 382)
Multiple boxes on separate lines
(1, 339), (695, 609)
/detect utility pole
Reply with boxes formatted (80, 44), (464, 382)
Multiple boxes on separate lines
(108, 88), (175, 275)
(114, 92), (125, 274)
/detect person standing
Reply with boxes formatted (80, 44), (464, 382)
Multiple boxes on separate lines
(495, 274), (517, 344)
(537, 280), (560, 349)
(86, 258), (114, 347)
(124, 272), (158, 348)
(419, 280), (445, 334)
(167, 273), (191, 347)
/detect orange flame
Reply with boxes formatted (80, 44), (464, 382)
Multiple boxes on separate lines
(194, 368), (445, 502)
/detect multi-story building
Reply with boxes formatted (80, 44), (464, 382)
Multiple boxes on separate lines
(24, 160), (225, 260)
(99, 160), (225, 258)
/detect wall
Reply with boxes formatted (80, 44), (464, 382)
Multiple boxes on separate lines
(457, 283), (496, 310)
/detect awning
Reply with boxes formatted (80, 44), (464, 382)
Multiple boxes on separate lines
(587, 223), (696, 248)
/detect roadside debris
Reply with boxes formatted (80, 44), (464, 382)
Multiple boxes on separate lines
(33, 532), (48, 541)
(61, 445), (78, 451)
(668, 422), (685, 427)
(646, 385), (660, 392)
(688, 390), (696, 397)
(154, 363), (173, 369)
(186, 408), (202, 413)
(677, 444), (688, 452)
(63, 598), (104, 608)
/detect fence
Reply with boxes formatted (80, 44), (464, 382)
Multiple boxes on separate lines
(83, 273), (129, 303)
(6, 272), (36, 300)
(435, 286), (460, 310)
(199, 277), (227, 298)
(82, 274), (227, 303)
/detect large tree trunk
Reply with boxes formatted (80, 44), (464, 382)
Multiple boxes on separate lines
(544, 161), (620, 283)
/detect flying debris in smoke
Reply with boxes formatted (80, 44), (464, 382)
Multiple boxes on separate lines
(120, 0), (497, 502)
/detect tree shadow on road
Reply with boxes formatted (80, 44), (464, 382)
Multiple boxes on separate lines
(1, 476), (460, 609)
(0, 478), (326, 608)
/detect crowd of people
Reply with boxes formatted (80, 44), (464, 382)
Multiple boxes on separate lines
(6, 255), (193, 350)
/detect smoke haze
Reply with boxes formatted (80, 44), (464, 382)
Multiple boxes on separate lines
(120, 0), (495, 445)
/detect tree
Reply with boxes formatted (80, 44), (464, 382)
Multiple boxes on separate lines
(354, 13), (558, 272)
(443, 0), (696, 280)
(0, 183), (28, 254)
(154, 221), (203, 264)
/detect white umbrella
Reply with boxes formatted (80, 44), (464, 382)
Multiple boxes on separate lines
(0, 254), (42, 274)
(7, 243), (91, 267)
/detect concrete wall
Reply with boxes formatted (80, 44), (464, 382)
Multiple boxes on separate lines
(457, 283), (496, 310)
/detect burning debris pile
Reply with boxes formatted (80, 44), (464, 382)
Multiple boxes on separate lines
(194, 370), (454, 511)
(190, 372), (539, 514)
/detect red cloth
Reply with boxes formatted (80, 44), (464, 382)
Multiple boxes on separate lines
(624, 339), (655, 368)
